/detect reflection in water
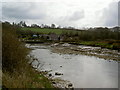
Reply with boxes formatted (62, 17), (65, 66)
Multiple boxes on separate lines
(30, 45), (118, 88)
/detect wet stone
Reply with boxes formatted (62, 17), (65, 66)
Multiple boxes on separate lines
(49, 74), (52, 77)
(55, 72), (63, 75)
(52, 81), (56, 84)
(68, 83), (73, 87)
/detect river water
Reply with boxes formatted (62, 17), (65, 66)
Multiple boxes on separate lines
(29, 44), (118, 88)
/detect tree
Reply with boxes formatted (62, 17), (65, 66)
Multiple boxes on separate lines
(51, 24), (56, 28)
(31, 24), (39, 28)
(57, 25), (61, 29)
(41, 24), (44, 28)
(17, 21), (27, 27)
(22, 21), (27, 27)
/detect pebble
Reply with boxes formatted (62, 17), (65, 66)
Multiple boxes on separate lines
(49, 74), (52, 77)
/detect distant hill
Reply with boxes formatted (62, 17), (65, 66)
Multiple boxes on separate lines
(21, 27), (83, 35)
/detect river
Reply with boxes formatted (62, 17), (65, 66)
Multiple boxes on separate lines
(28, 44), (118, 88)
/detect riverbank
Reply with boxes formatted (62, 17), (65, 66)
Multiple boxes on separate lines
(50, 43), (120, 61)
(62, 40), (120, 51)
(2, 62), (55, 88)
(2, 23), (55, 89)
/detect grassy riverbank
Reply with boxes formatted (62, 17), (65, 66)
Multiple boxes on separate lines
(68, 40), (120, 50)
(2, 22), (55, 88)
(3, 64), (54, 88)
(80, 41), (120, 50)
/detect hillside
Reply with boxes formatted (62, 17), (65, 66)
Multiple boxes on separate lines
(21, 27), (82, 34)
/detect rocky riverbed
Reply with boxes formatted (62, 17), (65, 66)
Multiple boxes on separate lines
(51, 43), (120, 61)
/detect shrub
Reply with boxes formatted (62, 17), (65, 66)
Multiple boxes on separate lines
(2, 22), (29, 72)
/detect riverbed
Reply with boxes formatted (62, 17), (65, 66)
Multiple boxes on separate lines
(28, 44), (118, 88)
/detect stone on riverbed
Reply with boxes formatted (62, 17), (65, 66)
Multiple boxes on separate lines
(49, 73), (52, 77)
(52, 81), (56, 84)
(55, 72), (63, 75)
(62, 43), (70, 47)
(68, 83), (73, 87)
(51, 43), (59, 47)
(65, 83), (74, 89)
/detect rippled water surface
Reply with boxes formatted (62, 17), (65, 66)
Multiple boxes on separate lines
(30, 44), (118, 88)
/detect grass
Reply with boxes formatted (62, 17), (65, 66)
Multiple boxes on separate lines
(2, 64), (54, 88)
(79, 41), (120, 50)
(21, 27), (80, 35)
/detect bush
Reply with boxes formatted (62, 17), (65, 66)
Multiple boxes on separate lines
(2, 22), (29, 72)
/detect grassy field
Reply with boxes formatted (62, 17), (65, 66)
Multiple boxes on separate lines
(21, 27), (80, 34)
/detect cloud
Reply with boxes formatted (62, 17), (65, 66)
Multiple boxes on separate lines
(1, 0), (118, 28)
(101, 1), (118, 27)
(118, 1), (120, 26)
(2, 2), (47, 20)
(68, 10), (84, 21)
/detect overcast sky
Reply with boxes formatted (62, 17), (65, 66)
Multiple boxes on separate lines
(1, 0), (119, 28)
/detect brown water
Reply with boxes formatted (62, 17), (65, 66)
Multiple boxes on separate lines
(29, 44), (118, 88)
